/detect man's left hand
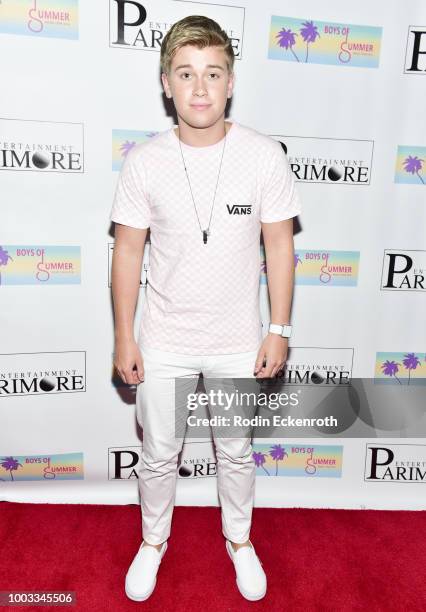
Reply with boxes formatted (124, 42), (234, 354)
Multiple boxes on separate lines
(253, 333), (288, 378)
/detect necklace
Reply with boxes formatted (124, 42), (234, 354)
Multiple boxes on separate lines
(177, 123), (228, 244)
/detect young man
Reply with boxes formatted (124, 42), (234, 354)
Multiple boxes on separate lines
(110, 15), (301, 602)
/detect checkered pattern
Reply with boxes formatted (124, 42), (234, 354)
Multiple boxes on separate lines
(110, 120), (302, 354)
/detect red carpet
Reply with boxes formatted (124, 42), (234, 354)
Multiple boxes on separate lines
(0, 502), (424, 611)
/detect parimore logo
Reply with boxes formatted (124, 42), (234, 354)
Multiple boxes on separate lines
(274, 135), (373, 185)
(0, 118), (84, 173)
(109, 0), (244, 58)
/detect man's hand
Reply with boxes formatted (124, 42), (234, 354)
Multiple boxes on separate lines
(253, 333), (288, 378)
(114, 337), (145, 385)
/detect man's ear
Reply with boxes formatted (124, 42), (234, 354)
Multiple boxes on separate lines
(161, 72), (172, 99)
(227, 72), (235, 98)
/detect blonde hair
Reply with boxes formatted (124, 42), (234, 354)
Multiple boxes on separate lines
(160, 15), (235, 75)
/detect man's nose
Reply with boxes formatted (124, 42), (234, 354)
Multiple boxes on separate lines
(193, 78), (207, 96)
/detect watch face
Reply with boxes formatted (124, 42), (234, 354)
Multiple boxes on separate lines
(269, 323), (291, 337)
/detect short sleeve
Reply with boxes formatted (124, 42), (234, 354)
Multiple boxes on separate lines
(260, 140), (302, 223)
(109, 147), (151, 229)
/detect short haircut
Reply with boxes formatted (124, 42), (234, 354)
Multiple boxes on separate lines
(160, 15), (235, 75)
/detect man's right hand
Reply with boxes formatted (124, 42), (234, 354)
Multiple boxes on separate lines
(114, 338), (145, 385)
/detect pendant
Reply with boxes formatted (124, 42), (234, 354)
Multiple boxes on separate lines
(203, 229), (210, 244)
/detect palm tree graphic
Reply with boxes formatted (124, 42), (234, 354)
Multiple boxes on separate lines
(0, 246), (13, 286)
(1, 456), (23, 481)
(119, 140), (137, 158)
(252, 451), (270, 475)
(402, 352), (421, 384)
(299, 20), (321, 62)
(402, 155), (424, 184)
(381, 360), (402, 384)
(119, 132), (157, 159)
(269, 444), (288, 475)
(294, 253), (302, 267)
(276, 27), (300, 62)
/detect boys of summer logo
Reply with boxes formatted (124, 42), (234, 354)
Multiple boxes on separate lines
(0, 453), (84, 481)
(268, 16), (382, 68)
(375, 352), (426, 385)
(0, 245), (80, 285)
(112, 129), (158, 171)
(260, 245), (359, 286)
(395, 146), (425, 185)
(0, 0), (78, 39)
(252, 443), (342, 478)
(0, 351), (86, 396)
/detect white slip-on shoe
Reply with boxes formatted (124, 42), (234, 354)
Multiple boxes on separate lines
(226, 539), (267, 601)
(125, 540), (168, 601)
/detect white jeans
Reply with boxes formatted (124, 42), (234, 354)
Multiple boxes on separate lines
(136, 343), (259, 546)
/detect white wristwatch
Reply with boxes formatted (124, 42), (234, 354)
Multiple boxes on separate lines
(268, 322), (292, 338)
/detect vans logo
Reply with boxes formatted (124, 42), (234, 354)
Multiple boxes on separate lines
(226, 204), (252, 215)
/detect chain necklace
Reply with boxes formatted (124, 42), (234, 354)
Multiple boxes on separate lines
(177, 123), (228, 244)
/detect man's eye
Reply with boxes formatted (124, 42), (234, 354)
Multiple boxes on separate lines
(179, 72), (219, 79)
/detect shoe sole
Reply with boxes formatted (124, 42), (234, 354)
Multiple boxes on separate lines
(125, 577), (157, 602)
(235, 580), (266, 601)
(226, 541), (267, 601)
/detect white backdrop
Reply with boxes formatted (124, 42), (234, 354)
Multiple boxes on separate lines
(1, 0), (425, 510)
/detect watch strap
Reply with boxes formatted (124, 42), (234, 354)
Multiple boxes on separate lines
(268, 323), (292, 338)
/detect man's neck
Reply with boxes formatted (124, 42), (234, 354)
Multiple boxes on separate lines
(174, 119), (232, 148)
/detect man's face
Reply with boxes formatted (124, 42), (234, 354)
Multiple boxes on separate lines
(162, 44), (234, 129)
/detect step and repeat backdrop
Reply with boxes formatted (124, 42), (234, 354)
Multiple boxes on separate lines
(1, 1), (425, 510)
